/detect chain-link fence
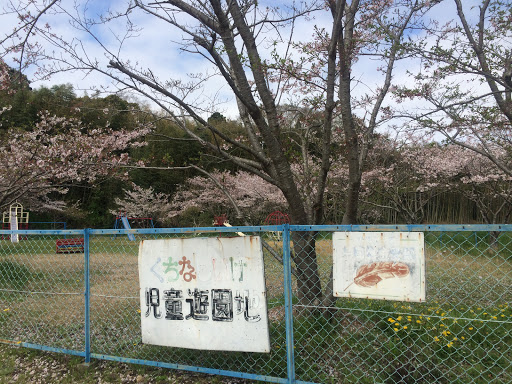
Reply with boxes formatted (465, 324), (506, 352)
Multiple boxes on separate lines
(1, 225), (511, 383)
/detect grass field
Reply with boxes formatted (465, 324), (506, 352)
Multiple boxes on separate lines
(1, 231), (511, 383)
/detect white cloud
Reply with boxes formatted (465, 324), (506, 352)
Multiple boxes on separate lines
(0, 0), (496, 125)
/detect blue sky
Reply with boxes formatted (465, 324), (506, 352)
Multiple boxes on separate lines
(0, 0), (487, 121)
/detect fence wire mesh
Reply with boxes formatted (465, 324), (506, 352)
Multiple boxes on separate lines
(88, 230), (288, 379)
(290, 228), (512, 384)
(0, 226), (511, 384)
(0, 233), (85, 352)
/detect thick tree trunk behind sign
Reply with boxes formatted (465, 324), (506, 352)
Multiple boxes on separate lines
(292, 232), (323, 306)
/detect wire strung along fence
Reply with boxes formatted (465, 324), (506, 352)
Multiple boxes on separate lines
(0, 224), (511, 383)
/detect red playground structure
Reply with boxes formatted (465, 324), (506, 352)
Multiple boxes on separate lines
(264, 211), (290, 241)
(263, 211), (290, 226)
(213, 214), (229, 227)
(114, 213), (155, 230)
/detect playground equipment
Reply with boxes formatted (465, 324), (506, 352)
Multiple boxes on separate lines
(114, 213), (154, 241)
(2, 203), (29, 242)
(213, 214), (228, 227)
(56, 238), (84, 253)
(213, 214), (245, 237)
(263, 211), (290, 240)
(114, 214), (155, 230)
(264, 210), (290, 226)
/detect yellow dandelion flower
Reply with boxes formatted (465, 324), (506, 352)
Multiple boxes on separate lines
(397, 316), (403, 321)
(403, 326), (408, 330)
(388, 318), (395, 323)
(434, 337), (440, 342)
(461, 336), (465, 340)
(469, 327), (474, 331)
(416, 320), (421, 324)
(447, 342), (453, 348)
(394, 328), (399, 332)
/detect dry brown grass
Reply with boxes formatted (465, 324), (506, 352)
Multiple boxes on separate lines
(3, 236), (512, 332)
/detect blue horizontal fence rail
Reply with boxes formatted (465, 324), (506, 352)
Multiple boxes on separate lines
(1, 225), (511, 383)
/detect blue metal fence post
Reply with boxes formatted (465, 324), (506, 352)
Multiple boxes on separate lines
(282, 224), (296, 384)
(84, 228), (91, 364)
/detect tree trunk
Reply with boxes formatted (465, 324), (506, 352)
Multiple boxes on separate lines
(292, 231), (322, 308)
(320, 0), (362, 319)
(489, 231), (500, 251)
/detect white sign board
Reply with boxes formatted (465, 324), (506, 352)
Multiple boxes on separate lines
(138, 236), (270, 353)
(333, 232), (425, 302)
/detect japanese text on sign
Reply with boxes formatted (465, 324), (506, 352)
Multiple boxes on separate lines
(138, 236), (270, 353)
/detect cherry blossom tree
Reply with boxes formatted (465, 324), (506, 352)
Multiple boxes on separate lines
(396, 0), (512, 175)
(0, 58), (151, 214)
(361, 136), (512, 227)
(417, 143), (512, 227)
(360, 135), (466, 223)
(0, 111), (150, 211)
(0, 0), (430, 306)
(410, 141), (512, 245)
(263, 0), (432, 224)
(0, 60), (11, 90)
(110, 183), (173, 224)
(170, 170), (287, 225)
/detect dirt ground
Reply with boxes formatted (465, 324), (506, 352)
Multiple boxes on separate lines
(0, 344), (257, 384)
